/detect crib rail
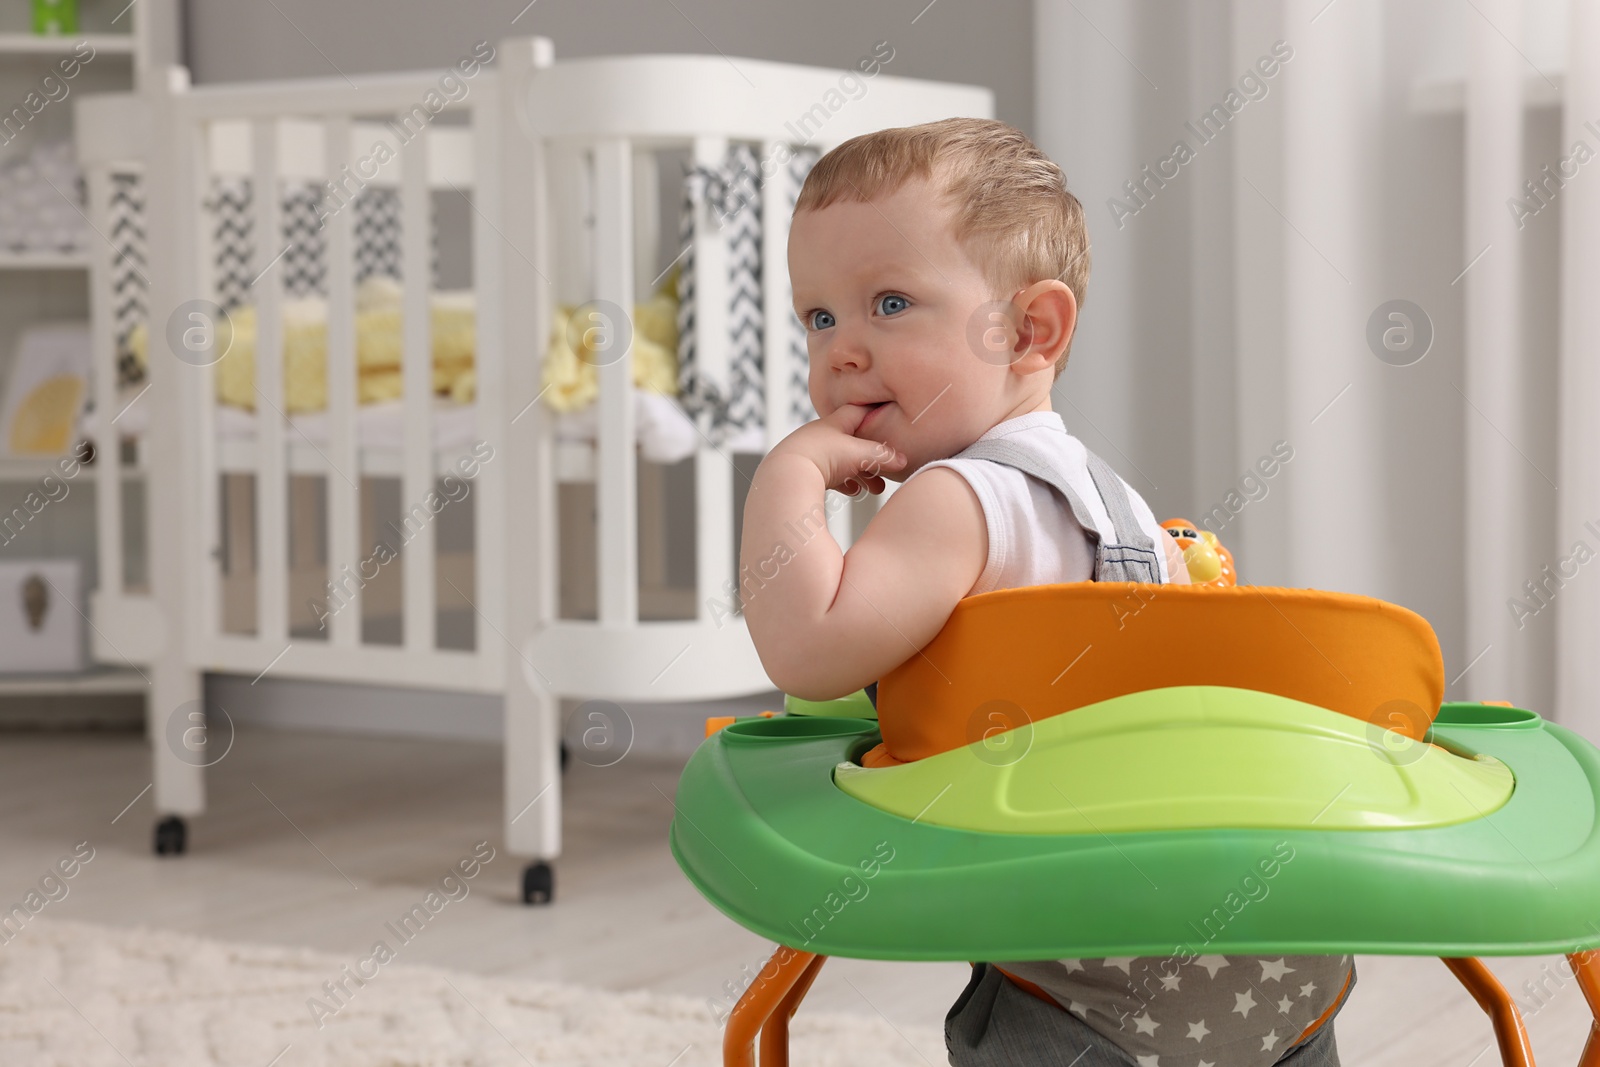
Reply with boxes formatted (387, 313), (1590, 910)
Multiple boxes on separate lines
(74, 38), (991, 852)
(76, 63), (514, 692)
(517, 52), (992, 145)
(518, 51), (991, 638)
(79, 38), (991, 674)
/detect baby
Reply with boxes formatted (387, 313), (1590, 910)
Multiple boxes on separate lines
(740, 118), (1355, 1066)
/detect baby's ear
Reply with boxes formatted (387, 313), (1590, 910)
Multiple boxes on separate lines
(1010, 281), (1077, 376)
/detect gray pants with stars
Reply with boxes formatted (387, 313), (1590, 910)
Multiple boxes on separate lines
(946, 963), (1345, 1067)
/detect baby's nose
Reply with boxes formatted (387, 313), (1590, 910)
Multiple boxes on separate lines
(826, 334), (871, 372)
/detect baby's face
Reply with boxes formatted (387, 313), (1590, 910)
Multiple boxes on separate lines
(788, 178), (1025, 477)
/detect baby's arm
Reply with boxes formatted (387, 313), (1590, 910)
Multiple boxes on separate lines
(739, 407), (987, 700)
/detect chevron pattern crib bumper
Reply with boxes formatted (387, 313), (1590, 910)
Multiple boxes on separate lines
(676, 142), (820, 446)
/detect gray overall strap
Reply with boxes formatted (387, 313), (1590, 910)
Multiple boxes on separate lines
(958, 437), (1165, 583)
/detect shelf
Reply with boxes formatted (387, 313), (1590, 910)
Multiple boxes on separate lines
(0, 33), (135, 56)
(0, 252), (91, 270)
(0, 666), (146, 695)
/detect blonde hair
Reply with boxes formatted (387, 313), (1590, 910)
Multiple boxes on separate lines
(793, 117), (1090, 376)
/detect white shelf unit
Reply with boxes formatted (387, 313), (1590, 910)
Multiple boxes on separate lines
(0, 252), (91, 269)
(0, 3), (170, 703)
(0, 667), (145, 695)
(0, 32), (135, 56)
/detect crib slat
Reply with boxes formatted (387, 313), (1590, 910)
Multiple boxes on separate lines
(523, 124), (561, 629)
(594, 138), (638, 625)
(692, 136), (734, 621)
(194, 125), (221, 639)
(470, 77), (506, 678)
(251, 119), (288, 644)
(634, 147), (668, 594)
(324, 116), (360, 648)
(761, 139), (791, 449)
(400, 122), (436, 651)
(85, 165), (123, 599)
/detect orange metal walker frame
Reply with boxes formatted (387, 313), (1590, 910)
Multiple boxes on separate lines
(722, 948), (1600, 1067)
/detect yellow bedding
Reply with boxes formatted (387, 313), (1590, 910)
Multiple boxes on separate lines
(125, 275), (681, 415)
(539, 289), (679, 412)
(124, 277), (476, 412)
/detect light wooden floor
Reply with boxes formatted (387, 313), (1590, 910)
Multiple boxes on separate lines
(1, 725), (1595, 1066)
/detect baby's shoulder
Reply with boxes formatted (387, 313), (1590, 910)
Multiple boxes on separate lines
(894, 461), (986, 509)
(853, 462), (989, 594)
(869, 465), (989, 552)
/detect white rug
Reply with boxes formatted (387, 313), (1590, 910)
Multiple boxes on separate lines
(0, 919), (943, 1066)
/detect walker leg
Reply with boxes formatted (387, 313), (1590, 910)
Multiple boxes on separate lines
(759, 954), (826, 1067)
(1565, 950), (1600, 1067)
(723, 946), (817, 1067)
(1442, 957), (1536, 1067)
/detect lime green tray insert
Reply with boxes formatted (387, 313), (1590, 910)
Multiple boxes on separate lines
(785, 690), (878, 719)
(834, 686), (1514, 834)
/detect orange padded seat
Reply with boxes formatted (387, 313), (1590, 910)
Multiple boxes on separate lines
(867, 582), (1445, 766)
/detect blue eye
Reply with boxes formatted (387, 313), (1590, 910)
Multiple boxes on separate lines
(877, 293), (910, 316)
(807, 309), (835, 331)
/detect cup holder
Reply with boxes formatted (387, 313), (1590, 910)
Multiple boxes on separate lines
(1433, 702), (1542, 729)
(721, 715), (878, 743)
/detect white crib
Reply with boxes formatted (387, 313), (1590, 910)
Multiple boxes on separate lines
(71, 36), (992, 901)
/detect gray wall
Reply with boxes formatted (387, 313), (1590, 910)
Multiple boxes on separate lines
(1032, 0), (1570, 716)
(183, 0), (1034, 135)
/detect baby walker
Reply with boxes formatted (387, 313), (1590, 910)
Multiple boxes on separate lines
(672, 523), (1600, 1067)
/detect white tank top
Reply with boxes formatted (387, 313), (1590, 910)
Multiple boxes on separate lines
(913, 410), (1355, 1064)
(914, 410), (1170, 595)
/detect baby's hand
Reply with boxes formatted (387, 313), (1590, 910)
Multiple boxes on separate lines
(770, 404), (908, 495)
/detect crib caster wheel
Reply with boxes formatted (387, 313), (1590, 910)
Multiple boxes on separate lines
(560, 740), (570, 773)
(522, 862), (554, 905)
(154, 816), (187, 857)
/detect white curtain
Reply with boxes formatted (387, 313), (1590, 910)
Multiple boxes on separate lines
(1035, 0), (1600, 739)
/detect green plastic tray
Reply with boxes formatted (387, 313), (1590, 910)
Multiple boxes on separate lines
(671, 688), (1600, 961)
